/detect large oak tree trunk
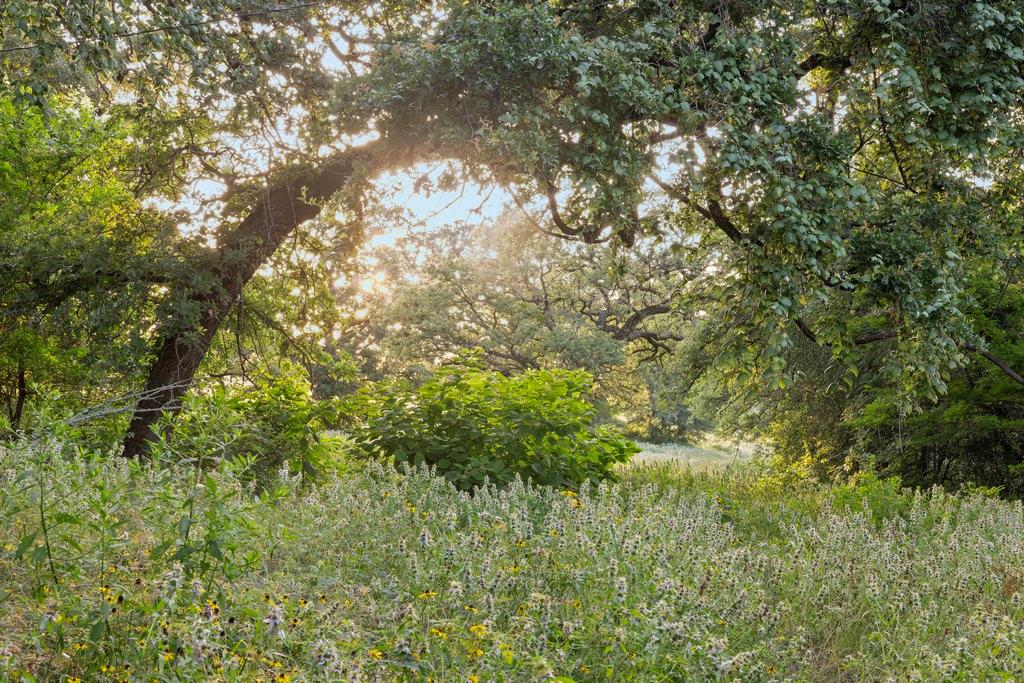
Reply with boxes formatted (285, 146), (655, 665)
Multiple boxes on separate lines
(123, 139), (399, 458)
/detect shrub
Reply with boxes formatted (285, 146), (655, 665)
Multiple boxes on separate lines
(830, 470), (913, 526)
(339, 358), (637, 490)
(156, 363), (343, 482)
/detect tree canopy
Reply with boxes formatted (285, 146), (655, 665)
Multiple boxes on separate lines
(2, 0), (1023, 459)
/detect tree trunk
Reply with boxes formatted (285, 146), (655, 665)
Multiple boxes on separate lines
(122, 138), (400, 458)
(3, 361), (28, 439)
(12, 362), (27, 431)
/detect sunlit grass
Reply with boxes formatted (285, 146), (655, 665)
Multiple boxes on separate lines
(630, 436), (760, 470)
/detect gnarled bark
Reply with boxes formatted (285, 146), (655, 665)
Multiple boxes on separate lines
(122, 138), (404, 458)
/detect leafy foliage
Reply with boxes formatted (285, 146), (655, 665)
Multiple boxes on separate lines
(7, 1), (1024, 455)
(159, 362), (342, 483)
(343, 0), (1024, 401)
(690, 264), (1024, 493)
(338, 211), (703, 437)
(339, 356), (637, 490)
(0, 97), (184, 433)
(345, 214), (687, 375)
(851, 275), (1024, 493)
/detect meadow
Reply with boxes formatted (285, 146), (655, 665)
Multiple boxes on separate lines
(5, 2), (1024, 681)
(3, 440), (1024, 682)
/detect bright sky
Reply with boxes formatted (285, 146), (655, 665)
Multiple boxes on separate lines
(168, 159), (512, 252)
(368, 165), (511, 249)
(160, 33), (513, 244)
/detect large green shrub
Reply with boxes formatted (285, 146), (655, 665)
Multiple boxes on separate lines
(155, 363), (344, 482)
(339, 358), (637, 490)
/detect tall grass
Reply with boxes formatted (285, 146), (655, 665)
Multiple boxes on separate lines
(2, 439), (1024, 681)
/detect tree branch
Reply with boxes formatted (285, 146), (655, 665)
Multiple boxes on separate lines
(796, 53), (852, 78)
(794, 319), (1024, 388)
(648, 175), (757, 245)
(963, 344), (1024, 388)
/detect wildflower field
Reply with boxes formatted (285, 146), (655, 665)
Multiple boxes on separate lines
(2, 444), (1024, 682)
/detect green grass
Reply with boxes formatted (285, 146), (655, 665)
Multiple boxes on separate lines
(3, 441), (1024, 682)
(631, 438), (758, 470)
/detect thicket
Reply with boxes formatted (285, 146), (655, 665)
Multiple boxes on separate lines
(711, 276), (1024, 496)
(339, 357), (638, 490)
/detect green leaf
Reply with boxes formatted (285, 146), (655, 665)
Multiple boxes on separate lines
(14, 532), (37, 560)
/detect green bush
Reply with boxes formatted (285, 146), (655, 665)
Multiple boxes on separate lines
(339, 358), (637, 490)
(156, 363), (343, 482)
(830, 471), (913, 526)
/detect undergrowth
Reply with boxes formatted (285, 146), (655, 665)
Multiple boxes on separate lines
(2, 440), (1024, 681)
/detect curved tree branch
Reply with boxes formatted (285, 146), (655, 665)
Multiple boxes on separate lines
(796, 53), (852, 78)
(122, 137), (413, 457)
